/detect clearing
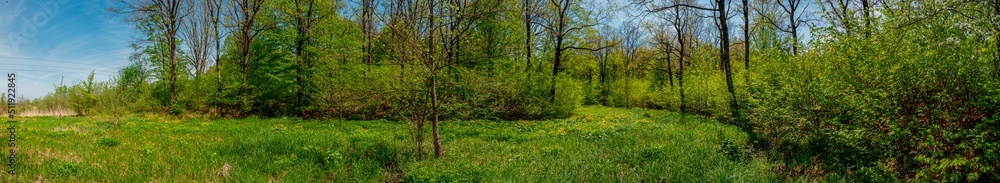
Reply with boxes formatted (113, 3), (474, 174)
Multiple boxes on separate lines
(4, 106), (776, 182)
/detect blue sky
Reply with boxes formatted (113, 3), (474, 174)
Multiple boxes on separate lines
(0, 0), (134, 99)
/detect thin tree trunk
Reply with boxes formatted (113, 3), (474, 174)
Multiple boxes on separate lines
(667, 49), (674, 89)
(789, 0), (798, 56)
(862, 0), (871, 37)
(524, 0), (533, 71)
(743, 0), (750, 83)
(431, 72), (442, 157)
(719, 0), (739, 118)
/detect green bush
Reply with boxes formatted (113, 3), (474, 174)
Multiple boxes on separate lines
(747, 5), (1000, 181)
(97, 137), (120, 147)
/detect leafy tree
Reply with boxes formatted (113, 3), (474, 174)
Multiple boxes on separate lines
(111, 0), (188, 114)
(69, 71), (98, 116)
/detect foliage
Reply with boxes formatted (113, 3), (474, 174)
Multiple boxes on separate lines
(68, 72), (98, 116)
(746, 1), (1000, 181)
(20, 0), (999, 181)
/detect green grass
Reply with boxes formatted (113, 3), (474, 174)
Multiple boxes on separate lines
(6, 106), (777, 182)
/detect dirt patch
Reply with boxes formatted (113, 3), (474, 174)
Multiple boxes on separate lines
(13, 110), (76, 117)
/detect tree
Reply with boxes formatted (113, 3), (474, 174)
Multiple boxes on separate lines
(662, 0), (697, 113)
(381, 0), (441, 158)
(69, 71), (98, 116)
(741, 0), (750, 75)
(106, 76), (124, 127)
(275, 0), (336, 117)
(539, 0), (611, 103)
(436, 0), (502, 157)
(757, 0), (809, 55)
(637, 0), (738, 116)
(522, 0), (541, 71)
(111, 0), (189, 114)
(182, 0), (215, 77)
(207, 0), (225, 115)
(360, 0), (378, 66)
(712, 0), (740, 120)
(648, 24), (675, 89)
(589, 25), (617, 105)
(619, 21), (645, 108)
(228, 0), (266, 115)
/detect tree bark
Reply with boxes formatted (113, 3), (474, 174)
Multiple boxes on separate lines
(232, 0), (264, 115)
(549, 0), (571, 103)
(524, 0), (534, 71)
(718, 0), (739, 118)
(743, 0), (750, 81)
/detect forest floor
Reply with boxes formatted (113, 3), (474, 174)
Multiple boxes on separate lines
(0, 106), (781, 182)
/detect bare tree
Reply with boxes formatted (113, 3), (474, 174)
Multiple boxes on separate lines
(182, 0), (216, 77)
(822, 0), (882, 35)
(757, 0), (809, 55)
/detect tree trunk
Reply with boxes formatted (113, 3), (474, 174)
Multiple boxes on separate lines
(862, 0), (871, 37)
(667, 49), (674, 89)
(169, 33), (177, 112)
(551, 36), (562, 103)
(214, 0), (222, 115)
(524, 0), (533, 71)
(719, 0), (740, 118)
(242, 46), (251, 114)
(525, 19), (532, 71)
(431, 72), (442, 157)
(678, 36), (686, 113)
(416, 121), (425, 159)
(743, 0), (750, 83)
(429, 0), (443, 158)
(789, 0), (798, 56)
(679, 56), (686, 113)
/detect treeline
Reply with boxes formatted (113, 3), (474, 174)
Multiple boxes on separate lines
(25, 0), (1000, 181)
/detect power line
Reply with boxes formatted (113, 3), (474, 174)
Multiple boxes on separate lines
(0, 56), (121, 68)
(0, 63), (118, 72)
(0, 69), (115, 76)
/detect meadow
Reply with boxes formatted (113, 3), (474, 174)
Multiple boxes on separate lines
(2, 106), (778, 182)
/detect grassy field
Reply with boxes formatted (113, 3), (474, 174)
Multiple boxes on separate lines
(1, 106), (777, 182)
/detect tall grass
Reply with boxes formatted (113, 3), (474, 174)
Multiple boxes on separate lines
(6, 106), (775, 182)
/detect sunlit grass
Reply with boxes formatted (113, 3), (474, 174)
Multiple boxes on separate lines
(2, 106), (776, 182)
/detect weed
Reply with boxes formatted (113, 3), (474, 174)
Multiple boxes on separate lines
(97, 137), (120, 147)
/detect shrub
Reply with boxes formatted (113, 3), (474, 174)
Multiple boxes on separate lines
(747, 8), (1000, 181)
(97, 137), (120, 147)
